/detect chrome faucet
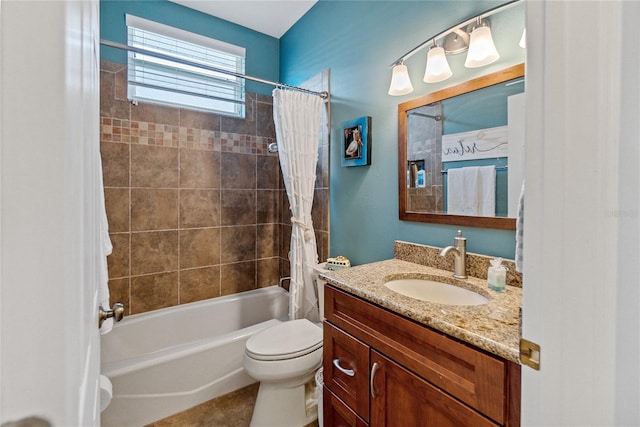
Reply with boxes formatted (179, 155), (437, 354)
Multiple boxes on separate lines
(439, 230), (467, 279)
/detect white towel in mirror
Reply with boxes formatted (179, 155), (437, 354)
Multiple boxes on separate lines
(447, 166), (496, 216)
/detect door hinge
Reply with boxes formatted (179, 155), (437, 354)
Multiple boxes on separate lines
(520, 338), (541, 370)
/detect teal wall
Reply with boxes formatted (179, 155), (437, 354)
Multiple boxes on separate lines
(99, 0), (525, 266)
(100, 0), (279, 95)
(281, 0), (525, 265)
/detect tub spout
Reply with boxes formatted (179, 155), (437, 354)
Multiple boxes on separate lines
(440, 230), (467, 279)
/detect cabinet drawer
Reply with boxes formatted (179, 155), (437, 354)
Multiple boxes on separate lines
(325, 285), (507, 425)
(323, 321), (370, 421)
(323, 387), (368, 427)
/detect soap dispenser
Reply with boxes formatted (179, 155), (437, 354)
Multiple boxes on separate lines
(488, 257), (506, 292)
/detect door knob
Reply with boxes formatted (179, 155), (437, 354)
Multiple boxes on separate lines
(99, 303), (124, 328)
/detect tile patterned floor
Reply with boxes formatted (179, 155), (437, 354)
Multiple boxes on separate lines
(144, 384), (259, 427)
(144, 383), (319, 427)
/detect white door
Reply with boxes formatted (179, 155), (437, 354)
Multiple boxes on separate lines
(522, 1), (640, 425)
(0, 0), (102, 425)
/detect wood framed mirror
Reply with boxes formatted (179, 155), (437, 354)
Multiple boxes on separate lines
(398, 64), (524, 230)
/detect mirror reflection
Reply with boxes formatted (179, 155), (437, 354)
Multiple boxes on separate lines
(399, 64), (524, 230)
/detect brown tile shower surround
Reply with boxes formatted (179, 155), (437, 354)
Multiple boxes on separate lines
(101, 60), (330, 316)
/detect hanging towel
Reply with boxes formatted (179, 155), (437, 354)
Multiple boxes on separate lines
(477, 166), (496, 216)
(447, 167), (476, 215)
(515, 181), (525, 273)
(98, 152), (114, 334)
(447, 166), (496, 216)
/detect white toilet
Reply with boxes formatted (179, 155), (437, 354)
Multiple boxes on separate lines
(244, 263), (329, 427)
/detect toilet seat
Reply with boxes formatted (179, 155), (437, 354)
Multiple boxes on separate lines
(246, 319), (322, 361)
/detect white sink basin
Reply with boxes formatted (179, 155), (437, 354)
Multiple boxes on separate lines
(384, 279), (489, 306)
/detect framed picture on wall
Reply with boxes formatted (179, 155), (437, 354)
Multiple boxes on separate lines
(341, 116), (371, 167)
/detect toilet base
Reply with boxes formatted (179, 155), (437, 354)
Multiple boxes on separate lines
(250, 373), (318, 427)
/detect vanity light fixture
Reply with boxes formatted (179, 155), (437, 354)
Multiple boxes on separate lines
(388, 61), (414, 96)
(387, 0), (522, 95)
(423, 43), (453, 83)
(464, 18), (500, 68)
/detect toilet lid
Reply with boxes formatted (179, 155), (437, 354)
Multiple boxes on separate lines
(246, 319), (323, 361)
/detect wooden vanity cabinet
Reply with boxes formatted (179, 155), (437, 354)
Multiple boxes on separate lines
(322, 285), (521, 427)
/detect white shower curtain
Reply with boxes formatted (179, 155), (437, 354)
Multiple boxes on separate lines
(272, 89), (323, 322)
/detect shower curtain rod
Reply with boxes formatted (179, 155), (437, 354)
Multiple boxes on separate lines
(408, 111), (443, 121)
(100, 40), (329, 99)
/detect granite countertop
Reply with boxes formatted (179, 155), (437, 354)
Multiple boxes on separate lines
(320, 258), (522, 364)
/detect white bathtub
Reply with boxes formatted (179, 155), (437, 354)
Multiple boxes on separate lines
(101, 286), (289, 427)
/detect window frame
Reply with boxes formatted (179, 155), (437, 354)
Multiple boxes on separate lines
(125, 14), (246, 117)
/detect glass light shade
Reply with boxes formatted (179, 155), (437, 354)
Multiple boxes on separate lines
(423, 45), (453, 83)
(464, 25), (500, 68)
(388, 63), (414, 96)
(519, 28), (526, 48)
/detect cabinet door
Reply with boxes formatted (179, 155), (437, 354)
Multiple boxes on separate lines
(369, 351), (499, 427)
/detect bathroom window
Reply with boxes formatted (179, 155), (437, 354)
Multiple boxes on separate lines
(126, 15), (246, 117)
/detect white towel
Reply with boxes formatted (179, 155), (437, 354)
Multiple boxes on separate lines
(515, 181), (525, 273)
(98, 152), (114, 334)
(447, 166), (496, 216)
(477, 166), (496, 216)
(447, 167), (475, 215)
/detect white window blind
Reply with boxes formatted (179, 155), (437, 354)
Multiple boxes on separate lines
(126, 15), (246, 117)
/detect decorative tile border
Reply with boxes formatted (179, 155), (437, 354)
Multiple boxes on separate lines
(101, 117), (277, 155)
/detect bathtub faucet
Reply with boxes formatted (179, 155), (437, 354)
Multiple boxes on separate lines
(439, 230), (467, 279)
